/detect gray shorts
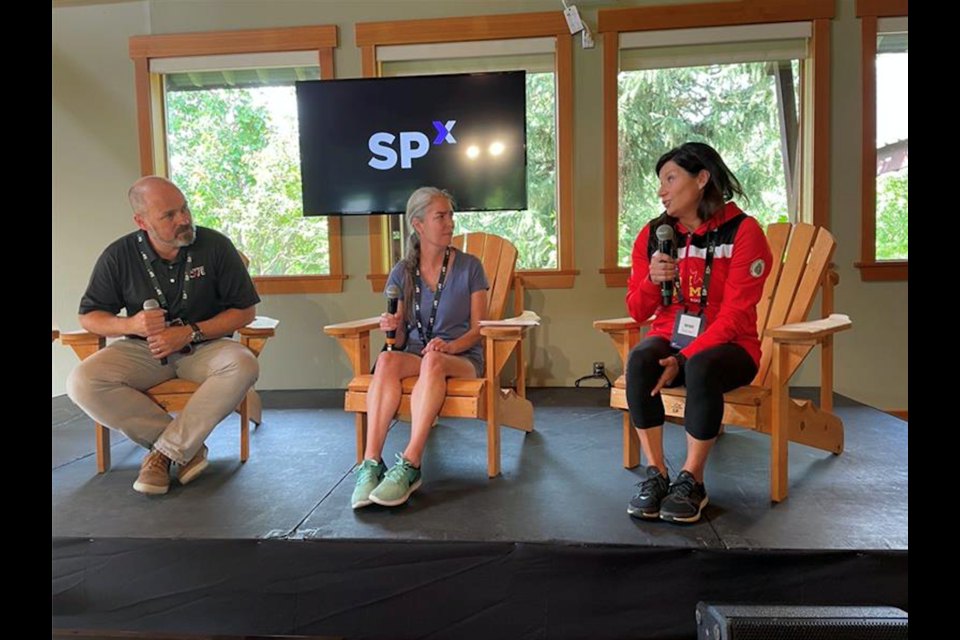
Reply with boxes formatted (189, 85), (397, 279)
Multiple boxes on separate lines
(403, 341), (484, 378)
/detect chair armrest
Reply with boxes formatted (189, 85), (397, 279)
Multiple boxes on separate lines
(593, 316), (652, 334)
(766, 314), (852, 343)
(324, 316), (380, 337)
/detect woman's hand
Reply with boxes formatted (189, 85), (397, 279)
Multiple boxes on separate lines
(648, 251), (679, 284)
(379, 311), (401, 334)
(421, 337), (451, 354)
(650, 356), (680, 395)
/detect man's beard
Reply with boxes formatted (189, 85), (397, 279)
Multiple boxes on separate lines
(172, 223), (196, 247)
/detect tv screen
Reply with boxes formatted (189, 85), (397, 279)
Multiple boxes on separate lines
(296, 71), (527, 215)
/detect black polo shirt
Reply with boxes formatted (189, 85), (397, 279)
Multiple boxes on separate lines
(79, 227), (260, 334)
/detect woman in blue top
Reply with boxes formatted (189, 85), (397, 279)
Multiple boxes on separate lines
(352, 187), (490, 509)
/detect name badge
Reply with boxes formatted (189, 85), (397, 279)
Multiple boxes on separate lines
(670, 312), (704, 350)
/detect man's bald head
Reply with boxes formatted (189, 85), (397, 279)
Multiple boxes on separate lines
(127, 176), (196, 251)
(128, 176), (182, 217)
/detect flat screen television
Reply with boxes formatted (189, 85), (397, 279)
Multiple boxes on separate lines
(296, 71), (527, 215)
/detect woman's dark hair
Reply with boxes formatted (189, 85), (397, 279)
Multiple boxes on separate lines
(655, 142), (745, 222)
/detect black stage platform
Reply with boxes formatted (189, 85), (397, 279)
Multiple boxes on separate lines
(52, 388), (908, 639)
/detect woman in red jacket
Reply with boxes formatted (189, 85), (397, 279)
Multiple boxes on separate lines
(625, 142), (772, 524)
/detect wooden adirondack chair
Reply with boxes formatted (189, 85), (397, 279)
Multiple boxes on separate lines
(60, 317), (279, 473)
(324, 232), (535, 478)
(594, 222), (852, 502)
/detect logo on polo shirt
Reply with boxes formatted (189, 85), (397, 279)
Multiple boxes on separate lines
(188, 266), (207, 280)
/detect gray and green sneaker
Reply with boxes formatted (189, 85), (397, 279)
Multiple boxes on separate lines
(369, 453), (422, 507)
(351, 458), (387, 509)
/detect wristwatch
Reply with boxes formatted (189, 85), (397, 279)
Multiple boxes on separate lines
(189, 322), (205, 344)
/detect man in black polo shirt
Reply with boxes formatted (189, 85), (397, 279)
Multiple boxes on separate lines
(67, 176), (261, 496)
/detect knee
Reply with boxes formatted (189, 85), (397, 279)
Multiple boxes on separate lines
(375, 350), (405, 378)
(66, 360), (98, 407)
(683, 352), (716, 391)
(230, 348), (260, 387)
(419, 352), (445, 379)
(626, 345), (662, 384)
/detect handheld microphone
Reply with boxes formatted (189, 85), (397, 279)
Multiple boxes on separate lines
(655, 225), (676, 308)
(143, 299), (169, 365)
(384, 284), (401, 351)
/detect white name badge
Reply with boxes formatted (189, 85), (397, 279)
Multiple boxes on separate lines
(670, 312), (704, 350)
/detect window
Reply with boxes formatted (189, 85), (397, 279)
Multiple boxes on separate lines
(598, 2), (834, 286)
(856, 4), (908, 281)
(874, 28), (908, 261)
(381, 52), (558, 270)
(128, 26), (344, 293)
(356, 13), (577, 291)
(618, 55), (802, 265)
(163, 62), (331, 276)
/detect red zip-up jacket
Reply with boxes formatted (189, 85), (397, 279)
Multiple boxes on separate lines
(625, 201), (772, 368)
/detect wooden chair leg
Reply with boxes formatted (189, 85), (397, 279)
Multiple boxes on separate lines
(355, 413), (367, 465)
(623, 413), (639, 469)
(771, 342), (789, 502)
(247, 388), (263, 427)
(487, 415), (501, 478)
(516, 337), (526, 400)
(485, 337), (501, 478)
(821, 335), (834, 414)
(95, 423), (111, 473)
(239, 396), (250, 462)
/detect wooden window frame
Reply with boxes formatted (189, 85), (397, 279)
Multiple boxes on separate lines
(128, 25), (346, 294)
(855, 0), (908, 282)
(355, 12), (579, 291)
(597, 0), (835, 287)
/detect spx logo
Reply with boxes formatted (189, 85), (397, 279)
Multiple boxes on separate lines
(368, 120), (457, 170)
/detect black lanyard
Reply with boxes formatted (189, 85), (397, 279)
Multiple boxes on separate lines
(679, 230), (718, 315)
(137, 232), (193, 318)
(413, 246), (451, 343)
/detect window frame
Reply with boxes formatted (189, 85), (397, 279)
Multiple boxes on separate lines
(128, 25), (346, 294)
(355, 12), (579, 292)
(597, 0), (835, 287)
(855, 0), (908, 282)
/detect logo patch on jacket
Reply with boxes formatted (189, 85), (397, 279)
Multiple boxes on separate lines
(749, 259), (765, 278)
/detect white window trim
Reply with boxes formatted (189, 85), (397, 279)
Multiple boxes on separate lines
(619, 21), (811, 50)
(878, 17), (908, 33)
(150, 51), (319, 74)
(377, 37), (555, 63)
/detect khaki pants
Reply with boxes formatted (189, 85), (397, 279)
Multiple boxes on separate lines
(66, 338), (259, 465)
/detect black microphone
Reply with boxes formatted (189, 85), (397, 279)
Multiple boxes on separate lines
(384, 284), (401, 351)
(655, 224), (675, 307)
(143, 299), (169, 365)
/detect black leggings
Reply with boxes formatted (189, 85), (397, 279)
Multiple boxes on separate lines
(625, 336), (758, 440)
